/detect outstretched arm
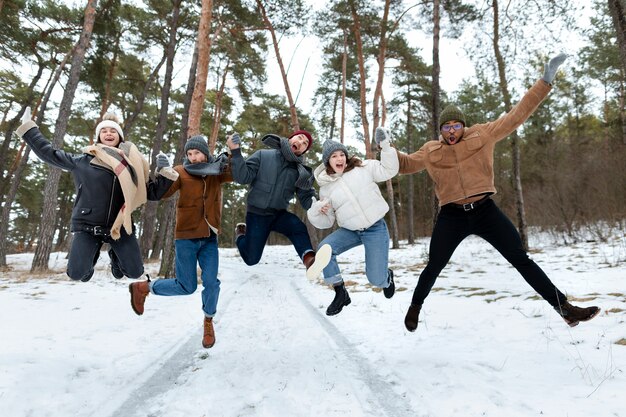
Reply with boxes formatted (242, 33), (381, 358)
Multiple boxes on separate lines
(16, 107), (78, 171)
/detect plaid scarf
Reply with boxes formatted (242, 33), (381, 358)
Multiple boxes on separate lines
(83, 142), (149, 240)
(261, 134), (314, 190)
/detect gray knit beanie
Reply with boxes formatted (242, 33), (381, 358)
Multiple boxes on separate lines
(184, 135), (210, 158)
(322, 140), (349, 166)
(439, 105), (466, 128)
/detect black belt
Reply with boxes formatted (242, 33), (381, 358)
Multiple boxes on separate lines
(80, 225), (111, 236)
(448, 195), (491, 211)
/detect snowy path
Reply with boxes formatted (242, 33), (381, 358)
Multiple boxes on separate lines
(101, 260), (416, 417)
(1, 234), (625, 417)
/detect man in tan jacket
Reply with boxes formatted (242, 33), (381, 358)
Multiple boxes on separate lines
(399, 53), (600, 332)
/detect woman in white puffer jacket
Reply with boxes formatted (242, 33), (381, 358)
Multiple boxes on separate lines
(307, 127), (399, 316)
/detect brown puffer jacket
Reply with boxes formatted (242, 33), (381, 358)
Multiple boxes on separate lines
(397, 79), (551, 206)
(163, 165), (232, 239)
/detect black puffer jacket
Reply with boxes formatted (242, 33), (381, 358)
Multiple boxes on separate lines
(21, 126), (173, 232)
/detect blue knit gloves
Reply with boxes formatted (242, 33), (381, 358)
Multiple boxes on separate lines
(542, 53), (568, 84)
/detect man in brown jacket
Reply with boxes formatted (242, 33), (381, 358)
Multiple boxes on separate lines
(399, 53), (600, 332)
(129, 135), (232, 348)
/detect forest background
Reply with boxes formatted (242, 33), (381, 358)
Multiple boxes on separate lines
(0, 0), (625, 278)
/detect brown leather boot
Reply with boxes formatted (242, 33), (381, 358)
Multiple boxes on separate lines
(202, 317), (216, 348)
(129, 277), (150, 316)
(554, 301), (600, 327)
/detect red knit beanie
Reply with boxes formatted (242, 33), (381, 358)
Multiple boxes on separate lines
(289, 130), (313, 153)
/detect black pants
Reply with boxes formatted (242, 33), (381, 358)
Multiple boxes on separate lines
(411, 198), (567, 307)
(66, 228), (144, 281)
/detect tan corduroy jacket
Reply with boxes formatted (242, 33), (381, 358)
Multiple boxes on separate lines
(398, 79), (551, 206)
(163, 165), (232, 239)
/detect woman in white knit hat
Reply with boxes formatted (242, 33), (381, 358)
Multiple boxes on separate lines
(307, 127), (399, 316)
(16, 108), (178, 282)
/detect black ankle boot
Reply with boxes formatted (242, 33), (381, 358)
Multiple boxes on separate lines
(404, 303), (422, 332)
(326, 283), (351, 316)
(383, 269), (395, 299)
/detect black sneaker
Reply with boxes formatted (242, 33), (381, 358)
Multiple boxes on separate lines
(383, 269), (395, 299)
(108, 249), (124, 279)
(326, 283), (351, 316)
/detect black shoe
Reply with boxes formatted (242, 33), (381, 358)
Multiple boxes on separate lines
(383, 269), (395, 299)
(108, 249), (124, 279)
(326, 283), (351, 316)
(554, 301), (600, 327)
(405, 303), (422, 332)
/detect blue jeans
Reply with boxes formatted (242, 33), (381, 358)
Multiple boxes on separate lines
(320, 219), (390, 287)
(236, 210), (313, 265)
(151, 235), (220, 317)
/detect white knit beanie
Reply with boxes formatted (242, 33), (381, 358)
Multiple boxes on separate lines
(95, 113), (124, 142)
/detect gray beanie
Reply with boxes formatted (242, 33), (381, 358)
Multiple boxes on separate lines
(322, 140), (349, 166)
(439, 105), (466, 128)
(184, 135), (210, 158)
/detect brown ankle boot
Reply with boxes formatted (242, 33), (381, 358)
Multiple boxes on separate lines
(129, 277), (150, 316)
(554, 301), (600, 327)
(404, 303), (422, 332)
(202, 317), (215, 348)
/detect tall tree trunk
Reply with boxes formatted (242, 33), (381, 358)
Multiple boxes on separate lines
(608, 0), (626, 144)
(349, 0), (372, 155)
(98, 33), (121, 120)
(430, 0), (442, 228)
(159, 43), (200, 277)
(124, 54), (167, 135)
(187, 0), (214, 137)
(340, 30), (348, 143)
(140, 0), (182, 260)
(406, 88), (415, 244)
(491, 0), (528, 250)
(371, 0), (391, 138)
(209, 61), (230, 151)
(31, 0), (97, 273)
(256, 0), (299, 130)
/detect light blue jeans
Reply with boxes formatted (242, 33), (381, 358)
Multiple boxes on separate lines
(320, 219), (390, 288)
(151, 235), (220, 317)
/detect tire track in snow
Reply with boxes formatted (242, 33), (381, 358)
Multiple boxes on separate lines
(100, 273), (253, 417)
(289, 280), (418, 417)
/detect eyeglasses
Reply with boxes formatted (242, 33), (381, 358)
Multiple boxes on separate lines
(441, 123), (463, 132)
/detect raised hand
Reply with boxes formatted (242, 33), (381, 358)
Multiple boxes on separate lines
(542, 52), (568, 84)
(156, 152), (170, 170)
(227, 133), (241, 150)
(22, 106), (32, 124)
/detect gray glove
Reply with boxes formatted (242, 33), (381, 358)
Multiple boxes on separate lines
(156, 152), (170, 169)
(542, 52), (568, 84)
(231, 133), (241, 145)
(375, 126), (389, 144)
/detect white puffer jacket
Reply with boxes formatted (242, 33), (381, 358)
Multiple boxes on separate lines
(307, 141), (399, 230)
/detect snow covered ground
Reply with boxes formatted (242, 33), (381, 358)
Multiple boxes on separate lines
(1, 231), (624, 417)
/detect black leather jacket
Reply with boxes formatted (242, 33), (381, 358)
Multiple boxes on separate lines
(22, 126), (173, 231)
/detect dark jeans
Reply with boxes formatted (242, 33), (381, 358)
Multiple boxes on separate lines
(236, 210), (313, 266)
(411, 198), (567, 307)
(67, 228), (144, 281)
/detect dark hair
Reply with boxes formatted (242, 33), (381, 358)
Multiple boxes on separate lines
(325, 155), (363, 175)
